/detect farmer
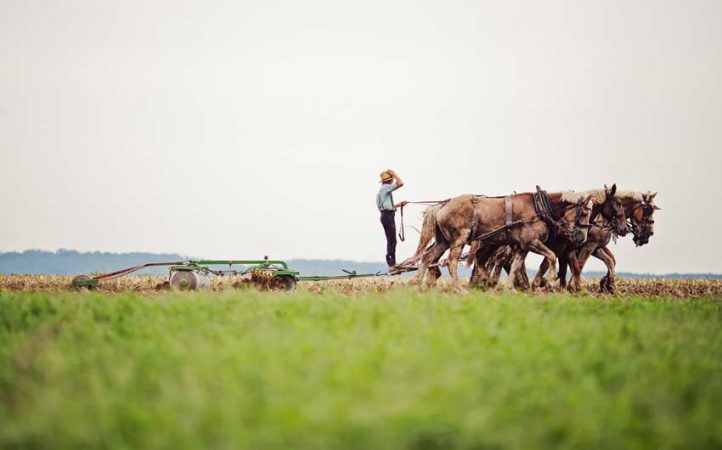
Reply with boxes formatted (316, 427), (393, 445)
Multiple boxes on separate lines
(377, 169), (405, 267)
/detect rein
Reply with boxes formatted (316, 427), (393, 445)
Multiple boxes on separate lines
(397, 199), (450, 242)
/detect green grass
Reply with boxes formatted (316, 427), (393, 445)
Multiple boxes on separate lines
(1, 289), (720, 450)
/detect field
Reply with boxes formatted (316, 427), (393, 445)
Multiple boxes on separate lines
(1, 277), (721, 450)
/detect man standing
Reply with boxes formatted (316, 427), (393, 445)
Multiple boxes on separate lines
(376, 169), (404, 268)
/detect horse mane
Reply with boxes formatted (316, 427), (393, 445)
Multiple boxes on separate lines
(560, 189), (606, 204)
(561, 189), (648, 204)
(615, 190), (644, 202)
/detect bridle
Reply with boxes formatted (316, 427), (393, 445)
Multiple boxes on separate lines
(629, 199), (656, 246)
(594, 195), (624, 225)
(549, 198), (593, 240)
(587, 195), (627, 241)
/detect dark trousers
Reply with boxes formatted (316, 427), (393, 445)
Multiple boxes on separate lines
(380, 210), (397, 267)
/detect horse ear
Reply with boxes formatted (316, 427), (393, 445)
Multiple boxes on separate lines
(605, 184), (616, 198)
(649, 192), (657, 200)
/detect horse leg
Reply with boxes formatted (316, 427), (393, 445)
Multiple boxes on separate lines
(446, 241), (467, 288)
(500, 248), (527, 289)
(526, 240), (559, 289)
(428, 266), (443, 285)
(566, 251), (582, 292)
(422, 243), (448, 287)
(593, 246), (616, 293)
(468, 244), (483, 288)
(601, 245), (616, 265)
(601, 246), (617, 292)
(575, 243), (596, 273)
(470, 244), (494, 289)
(533, 258), (549, 289)
(505, 247), (528, 290)
(490, 248), (509, 288)
(486, 246), (508, 288)
(516, 259), (530, 289)
(413, 235), (446, 285)
(603, 246), (617, 293)
(469, 262), (481, 288)
(558, 253), (568, 289)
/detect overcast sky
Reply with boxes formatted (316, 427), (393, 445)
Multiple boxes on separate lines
(1, 0), (721, 273)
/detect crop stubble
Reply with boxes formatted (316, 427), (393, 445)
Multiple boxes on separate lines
(1, 274), (720, 298)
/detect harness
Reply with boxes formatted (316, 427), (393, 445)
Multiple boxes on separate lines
(469, 196), (479, 243)
(532, 186), (572, 238)
(534, 186), (594, 239)
(573, 201), (594, 229)
(398, 187), (588, 248)
(466, 193), (526, 243)
(532, 186), (560, 223)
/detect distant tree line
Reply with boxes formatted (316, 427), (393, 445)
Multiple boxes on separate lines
(0, 250), (718, 279)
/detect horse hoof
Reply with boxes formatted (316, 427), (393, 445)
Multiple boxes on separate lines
(599, 277), (610, 293)
(607, 282), (616, 294)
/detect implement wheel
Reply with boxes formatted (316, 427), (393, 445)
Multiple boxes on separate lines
(169, 271), (209, 290)
(71, 275), (94, 289)
(272, 275), (297, 292)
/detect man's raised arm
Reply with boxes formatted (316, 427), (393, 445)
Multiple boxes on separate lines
(388, 169), (404, 188)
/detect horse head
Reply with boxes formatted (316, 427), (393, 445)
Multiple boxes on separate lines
(630, 191), (659, 246)
(599, 184), (628, 236)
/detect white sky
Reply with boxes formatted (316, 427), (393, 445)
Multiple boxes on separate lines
(1, 0), (721, 273)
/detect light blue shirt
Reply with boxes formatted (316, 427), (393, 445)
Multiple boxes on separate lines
(376, 181), (399, 211)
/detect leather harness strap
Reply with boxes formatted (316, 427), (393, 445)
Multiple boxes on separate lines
(505, 196), (513, 225)
(468, 194), (524, 244)
(469, 195), (479, 242)
(533, 185), (559, 223)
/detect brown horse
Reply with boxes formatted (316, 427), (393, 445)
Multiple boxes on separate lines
(412, 191), (593, 289)
(556, 191), (659, 293)
(470, 185), (626, 291)
(521, 185), (628, 290)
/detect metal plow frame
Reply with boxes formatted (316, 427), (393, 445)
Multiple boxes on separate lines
(72, 258), (383, 291)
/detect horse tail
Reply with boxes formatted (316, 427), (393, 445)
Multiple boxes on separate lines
(400, 204), (442, 265)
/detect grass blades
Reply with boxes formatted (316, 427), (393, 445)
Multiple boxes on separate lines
(0, 289), (720, 449)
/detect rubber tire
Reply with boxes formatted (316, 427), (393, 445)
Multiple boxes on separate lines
(273, 275), (297, 292)
(71, 275), (92, 289)
(169, 271), (198, 290)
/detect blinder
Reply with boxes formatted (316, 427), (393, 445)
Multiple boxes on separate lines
(630, 199), (657, 246)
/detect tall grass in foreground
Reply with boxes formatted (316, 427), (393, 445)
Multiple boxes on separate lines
(0, 289), (720, 450)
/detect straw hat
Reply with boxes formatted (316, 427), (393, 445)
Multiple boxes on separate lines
(379, 170), (394, 183)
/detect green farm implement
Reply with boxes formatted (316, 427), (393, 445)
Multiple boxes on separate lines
(71, 257), (382, 291)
